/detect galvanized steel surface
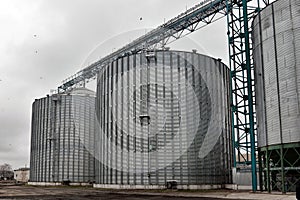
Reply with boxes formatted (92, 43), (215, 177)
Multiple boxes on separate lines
(95, 50), (232, 185)
(30, 88), (96, 183)
(253, 0), (300, 147)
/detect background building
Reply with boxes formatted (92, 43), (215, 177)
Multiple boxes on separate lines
(95, 50), (232, 189)
(14, 168), (30, 183)
(29, 88), (96, 185)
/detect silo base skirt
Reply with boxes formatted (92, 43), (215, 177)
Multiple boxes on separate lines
(28, 182), (92, 186)
(93, 184), (228, 190)
(258, 142), (300, 193)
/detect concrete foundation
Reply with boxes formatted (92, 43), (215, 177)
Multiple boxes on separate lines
(28, 182), (62, 186)
(93, 184), (228, 190)
(28, 182), (92, 186)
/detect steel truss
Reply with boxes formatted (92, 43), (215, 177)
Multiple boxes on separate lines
(226, 0), (261, 191)
(58, 0), (229, 92)
(259, 143), (300, 193)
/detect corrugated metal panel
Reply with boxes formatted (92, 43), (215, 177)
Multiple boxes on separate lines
(30, 89), (96, 183)
(95, 50), (232, 186)
(253, 0), (300, 147)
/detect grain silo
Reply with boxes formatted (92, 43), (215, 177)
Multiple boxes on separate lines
(29, 88), (96, 185)
(94, 50), (232, 189)
(253, 0), (300, 192)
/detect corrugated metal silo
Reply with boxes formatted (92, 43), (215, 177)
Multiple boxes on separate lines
(94, 50), (232, 189)
(29, 88), (96, 185)
(253, 0), (300, 192)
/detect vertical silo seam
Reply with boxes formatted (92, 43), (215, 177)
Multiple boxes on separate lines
(37, 100), (41, 182)
(288, 0), (300, 118)
(35, 100), (39, 182)
(51, 98), (54, 182)
(258, 6), (268, 147)
(57, 98), (61, 182)
(61, 97), (64, 181)
(271, 4), (284, 145)
(40, 99), (43, 182)
(67, 96), (71, 181)
(45, 97), (49, 182)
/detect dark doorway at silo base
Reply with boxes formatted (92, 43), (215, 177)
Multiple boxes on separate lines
(62, 180), (71, 186)
(296, 182), (300, 200)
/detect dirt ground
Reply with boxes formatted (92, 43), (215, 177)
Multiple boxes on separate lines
(0, 184), (243, 200)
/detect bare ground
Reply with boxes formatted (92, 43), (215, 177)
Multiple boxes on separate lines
(0, 184), (245, 200)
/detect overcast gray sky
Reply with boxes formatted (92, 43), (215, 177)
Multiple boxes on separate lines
(0, 0), (228, 169)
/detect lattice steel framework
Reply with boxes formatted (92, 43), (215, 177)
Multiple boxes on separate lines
(259, 143), (300, 193)
(58, 0), (229, 92)
(226, 0), (273, 191)
(227, 0), (259, 191)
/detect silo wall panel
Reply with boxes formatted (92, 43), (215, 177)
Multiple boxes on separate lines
(253, 0), (300, 147)
(95, 50), (232, 186)
(30, 89), (96, 183)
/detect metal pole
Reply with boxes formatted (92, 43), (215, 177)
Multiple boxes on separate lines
(242, 0), (257, 191)
(266, 149), (271, 193)
(226, 0), (237, 168)
(280, 146), (286, 193)
(258, 149), (263, 191)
